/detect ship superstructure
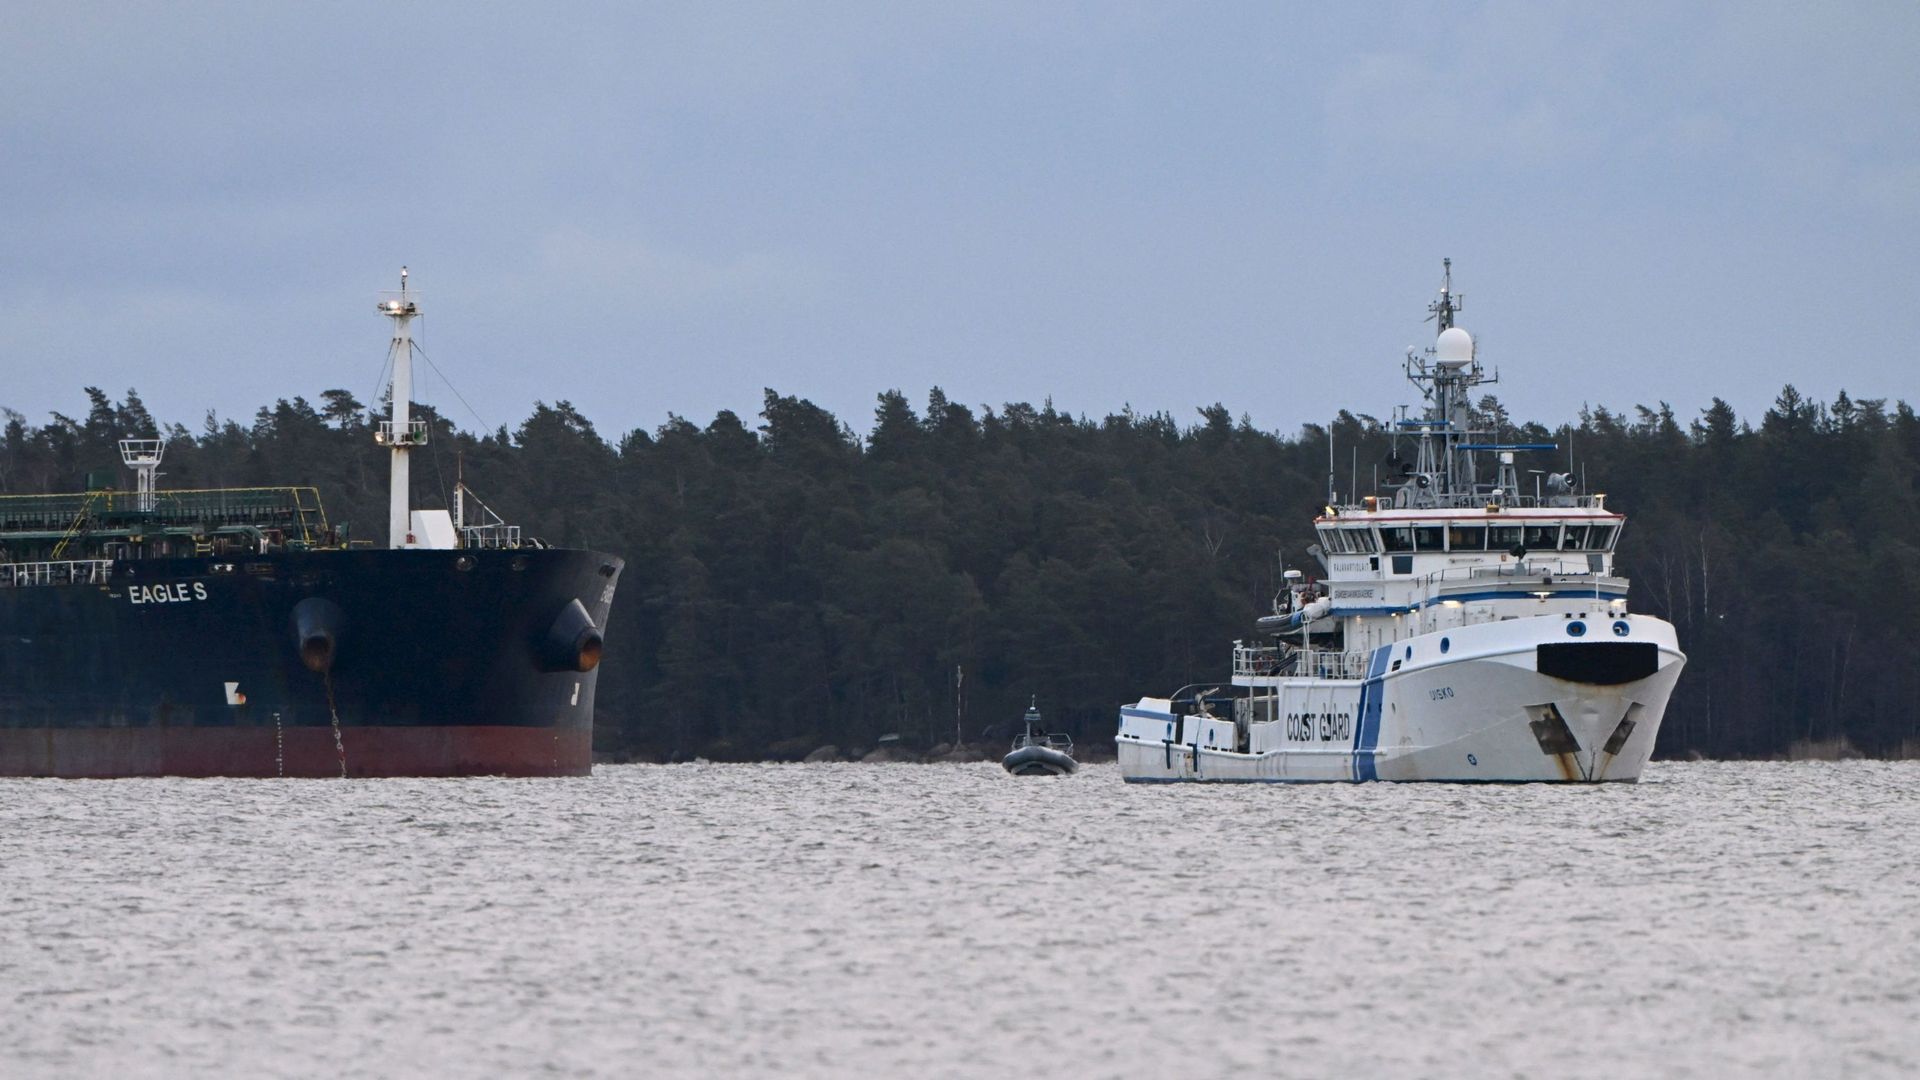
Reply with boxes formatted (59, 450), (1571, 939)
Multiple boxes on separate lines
(1115, 263), (1685, 782)
(0, 271), (621, 778)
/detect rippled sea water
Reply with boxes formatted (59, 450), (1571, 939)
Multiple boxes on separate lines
(2, 761), (1916, 1078)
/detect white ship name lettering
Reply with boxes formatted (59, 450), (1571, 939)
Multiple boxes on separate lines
(129, 582), (207, 605)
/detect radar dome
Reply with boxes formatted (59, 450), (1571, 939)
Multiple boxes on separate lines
(1435, 326), (1473, 368)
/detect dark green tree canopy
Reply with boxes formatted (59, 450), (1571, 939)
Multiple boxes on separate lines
(5, 383), (1912, 760)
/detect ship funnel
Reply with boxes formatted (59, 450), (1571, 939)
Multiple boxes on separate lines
(539, 598), (604, 672)
(291, 597), (347, 674)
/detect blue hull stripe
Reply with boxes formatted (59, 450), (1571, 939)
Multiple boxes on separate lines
(1352, 645), (1391, 781)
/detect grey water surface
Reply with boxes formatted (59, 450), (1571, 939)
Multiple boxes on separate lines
(2, 761), (1915, 1078)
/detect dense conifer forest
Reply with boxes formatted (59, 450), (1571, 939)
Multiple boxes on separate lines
(5, 383), (1916, 760)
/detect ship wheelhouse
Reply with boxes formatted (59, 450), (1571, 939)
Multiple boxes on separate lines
(1239, 501), (1634, 687)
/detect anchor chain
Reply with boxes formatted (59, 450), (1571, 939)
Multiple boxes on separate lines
(323, 672), (347, 778)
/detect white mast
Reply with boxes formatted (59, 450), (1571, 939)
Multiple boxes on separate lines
(377, 267), (423, 548)
(118, 438), (167, 512)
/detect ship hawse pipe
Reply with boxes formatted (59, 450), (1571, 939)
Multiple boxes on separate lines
(540, 598), (603, 672)
(290, 597), (347, 674)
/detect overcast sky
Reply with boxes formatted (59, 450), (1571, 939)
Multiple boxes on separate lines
(4, 2), (1916, 442)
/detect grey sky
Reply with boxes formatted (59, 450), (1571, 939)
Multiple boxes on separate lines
(4, 3), (1916, 441)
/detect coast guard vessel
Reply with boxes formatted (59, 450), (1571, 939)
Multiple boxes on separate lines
(1116, 263), (1684, 782)
(0, 270), (621, 777)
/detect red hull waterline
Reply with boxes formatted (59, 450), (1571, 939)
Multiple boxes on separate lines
(0, 726), (592, 779)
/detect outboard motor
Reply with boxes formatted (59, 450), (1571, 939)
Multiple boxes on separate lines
(290, 597), (347, 674)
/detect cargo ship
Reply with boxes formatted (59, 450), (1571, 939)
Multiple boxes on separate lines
(0, 270), (622, 777)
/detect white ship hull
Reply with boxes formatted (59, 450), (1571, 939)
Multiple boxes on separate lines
(1116, 613), (1684, 783)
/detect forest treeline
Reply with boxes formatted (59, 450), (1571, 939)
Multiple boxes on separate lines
(5, 382), (1917, 760)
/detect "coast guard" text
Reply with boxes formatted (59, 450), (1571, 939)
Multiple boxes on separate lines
(1285, 710), (1352, 742)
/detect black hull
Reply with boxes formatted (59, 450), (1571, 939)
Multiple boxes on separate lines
(0, 547), (621, 777)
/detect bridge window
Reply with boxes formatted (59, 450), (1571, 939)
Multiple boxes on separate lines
(1561, 525), (1589, 550)
(1345, 527), (1378, 553)
(1380, 527), (1413, 552)
(1413, 526), (1445, 551)
(1447, 525), (1486, 551)
(1589, 525), (1617, 551)
(1489, 525), (1523, 552)
(1523, 524), (1562, 550)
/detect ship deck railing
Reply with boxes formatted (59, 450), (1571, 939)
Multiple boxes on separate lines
(1421, 562), (1602, 584)
(1416, 563), (1625, 602)
(0, 559), (114, 587)
(1233, 644), (1369, 681)
(460, 523), (522, 549)
(1336, 492), (1610, 512)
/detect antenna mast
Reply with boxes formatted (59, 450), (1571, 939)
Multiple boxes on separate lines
(1396, 258), (1495, 501)
(376, 267), (425, 548)
(1327, 423), (1336, 504)
(118, 438), (167, 512)
(1431, 257), (1459, 331)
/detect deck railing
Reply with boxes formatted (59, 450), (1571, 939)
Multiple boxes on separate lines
(460, 523), (523, 550)
(1342, 492), (1610, 511)
(1233, 643), (1369, 681)
(1418, 561), (1603, 586)
(0, 560), (114, 587)
(1415, 564), (1624, 612)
